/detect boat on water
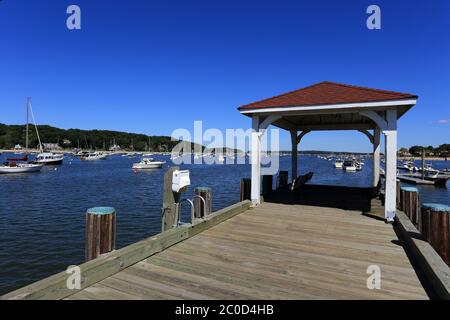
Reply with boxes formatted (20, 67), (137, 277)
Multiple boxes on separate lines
(79, 152), (108, 161)
(333, 159), (343, 169)
(0, 156), (43, 174)
(0, 162), (43, 174)
(398, 161), (418, 172)
(132, 158), (165, 169)
(0, 98), (43, 174)
(35, 152), (64, 165)
(343, 160), (357, 172)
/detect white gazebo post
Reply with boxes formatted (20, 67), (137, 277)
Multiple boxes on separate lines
(290, 130), (298, 183)
(383, 110), (398, 222)
(250, 115), (281, 205)
(251, 115), (262, 205)
(373, 126), (381, 187)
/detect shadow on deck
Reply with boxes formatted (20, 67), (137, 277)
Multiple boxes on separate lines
(264, 184), (377, 212)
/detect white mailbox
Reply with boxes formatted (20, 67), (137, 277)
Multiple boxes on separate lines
(172, 169), (190, 193)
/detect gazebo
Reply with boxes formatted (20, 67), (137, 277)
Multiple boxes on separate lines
(238, 81), (418, 221)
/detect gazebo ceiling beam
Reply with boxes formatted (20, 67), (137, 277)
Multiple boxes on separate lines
(294, 123), (375, 131)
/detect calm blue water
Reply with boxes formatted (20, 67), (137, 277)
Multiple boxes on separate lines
(0, 153), (448, 294)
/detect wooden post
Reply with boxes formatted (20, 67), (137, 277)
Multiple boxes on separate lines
(262, 175), (273, 195)
(420, 203), (450, 265)
(401, 187), (420, 227)
(396, 179), (401, 210)
(162, 166), (181, 231)
(194, 187), (212, 218)
(277, 170), (288, 189)
(240, 178), (251, 202)
(85, 207), (116, 262)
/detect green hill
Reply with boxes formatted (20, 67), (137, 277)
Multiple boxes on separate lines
(0, 123), (196, 152)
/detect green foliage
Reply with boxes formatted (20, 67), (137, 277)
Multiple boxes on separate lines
(408, 144), (449, 157)
(0, 123), (201, 151)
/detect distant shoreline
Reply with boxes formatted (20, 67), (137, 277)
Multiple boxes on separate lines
(0, 149), (448, 161)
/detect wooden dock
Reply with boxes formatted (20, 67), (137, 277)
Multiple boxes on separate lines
(63, 202), (427, 300)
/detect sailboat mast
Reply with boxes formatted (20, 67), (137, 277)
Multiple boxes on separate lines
(25, 97), (30, 152)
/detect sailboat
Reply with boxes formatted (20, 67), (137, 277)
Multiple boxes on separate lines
(0, 98), (43, 174)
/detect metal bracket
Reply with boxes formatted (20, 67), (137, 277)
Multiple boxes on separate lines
(176, 195), (207, 227)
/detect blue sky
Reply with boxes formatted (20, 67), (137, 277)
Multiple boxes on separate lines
(0, 0), (449, 151)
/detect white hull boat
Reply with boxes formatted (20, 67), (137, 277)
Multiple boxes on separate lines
(35, 152), (64, 165)
(0, 163), (43, 174)
(80, 152), (108, 161)
(334, 159), (343, 169)
(132, 158), (165, 169)
(0, 98), (44, 174)
(343, 160), (357, 172)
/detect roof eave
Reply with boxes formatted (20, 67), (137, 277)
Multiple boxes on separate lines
(238, 98), (418, 115)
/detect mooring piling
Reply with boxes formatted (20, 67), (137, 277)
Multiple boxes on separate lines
(420, 203), (450, 265)
(194, 187), (211, 218)
(401, 187), (420, 228)
(85, 206), (116, 262)
(240, 178), (251, 202)
(262, 175), (273, 195)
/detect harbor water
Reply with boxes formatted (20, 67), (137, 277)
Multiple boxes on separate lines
(0, 153), (448, 294)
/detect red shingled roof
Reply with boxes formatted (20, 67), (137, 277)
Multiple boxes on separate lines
(238, 81), (418, 111)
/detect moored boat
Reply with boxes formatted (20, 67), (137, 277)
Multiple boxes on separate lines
(0, 98), (44, 174)
(0, 159), (43, 174)
(333, 159), (343, 169)
(343, 160), (357, 172)
(35, 152), (64, 165)
(132, 158), (165, 169)
(79, 152), (108, 161)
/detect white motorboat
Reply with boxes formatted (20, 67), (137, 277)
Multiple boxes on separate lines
(35, 152), (64, 165)
(333, 159), (343, 169)
(79, 152), (108, 161)
(343, 160), (357, 172)
(132, 158), (165, 169)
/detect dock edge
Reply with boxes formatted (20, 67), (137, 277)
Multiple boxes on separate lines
(1, 200), (252, 300)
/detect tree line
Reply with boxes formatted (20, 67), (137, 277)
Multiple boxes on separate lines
(398, 144), (450, 157)
(0, 123), (200, 152)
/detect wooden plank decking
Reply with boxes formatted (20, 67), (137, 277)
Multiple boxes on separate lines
(66, 202), (428, 300)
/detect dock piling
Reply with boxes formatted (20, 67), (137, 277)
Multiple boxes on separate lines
(162, 167), (181, 231)
(85, 207), (116, 262)
(420, 203), (450, 265)
(262, 175), (273, 195)
(277, 171), (288, 189)
(240, 178), (251, 202)
(194, 187), (211, 218)
(401, 187), (420, 228)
